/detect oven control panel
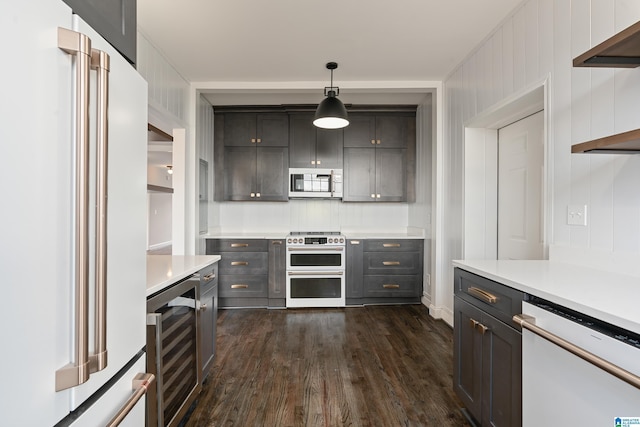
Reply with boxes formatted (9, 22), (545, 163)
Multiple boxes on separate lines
(287, 233), (345, 246)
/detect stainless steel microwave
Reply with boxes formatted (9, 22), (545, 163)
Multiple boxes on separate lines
(289, 168), (343, 199)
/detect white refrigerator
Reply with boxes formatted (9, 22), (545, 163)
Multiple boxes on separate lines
(1, 1), (149, 425)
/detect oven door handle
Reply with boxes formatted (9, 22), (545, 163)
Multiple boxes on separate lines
(287, 247), (344, 252)
(514, 314), (640, 391)
(287, 271), (344, 276)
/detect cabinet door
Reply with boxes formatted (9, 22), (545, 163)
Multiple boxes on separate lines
(62, 0), (136, 65)
(289, 114), (316, 168)
(343, 114), (376, 147)
(376, 148), (406, 201)
(346, 239), (364, 299)
(200, 284), (217, 380)
(223, 147), (256, 200)
(268, 239), (286, 300)
(343, 148), (376, 201)
(454, 297), (483, 423)
(256, 113), (289, 147)
(375, 115), (412, 148)
(481, 313), (522, 427)
(224, 113), (257, 146)
(316, 128), (343, 168)
(256, 147), (289, 201)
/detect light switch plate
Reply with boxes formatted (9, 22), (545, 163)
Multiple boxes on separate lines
(567, 204), (587, 226)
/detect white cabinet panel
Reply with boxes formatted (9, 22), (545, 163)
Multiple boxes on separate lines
(502, 19), (515, 96)
(524, 0), (540, 84)
(512, 7), (526, 90)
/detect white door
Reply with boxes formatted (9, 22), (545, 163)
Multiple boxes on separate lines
(497, 111), (544, 260)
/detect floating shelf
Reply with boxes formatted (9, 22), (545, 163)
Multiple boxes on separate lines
(148, 123), (173, 142)
(147, 184), (174, 193)
(573, 20), (640, 67)
(571, 128), (640, 153)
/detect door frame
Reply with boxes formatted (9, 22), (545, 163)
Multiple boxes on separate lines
(462, 77), (552, 260)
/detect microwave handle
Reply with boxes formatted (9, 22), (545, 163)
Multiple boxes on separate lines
(330, 170), (335, 197)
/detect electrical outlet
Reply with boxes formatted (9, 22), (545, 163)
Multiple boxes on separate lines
(567, 204), (587, 226)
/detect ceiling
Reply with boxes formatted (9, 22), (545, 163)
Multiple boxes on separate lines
(137, 0), (523, 106)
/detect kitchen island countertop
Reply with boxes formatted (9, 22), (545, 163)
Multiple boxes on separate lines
(147, 255), (221, 297)
(453, 259), (640, 334)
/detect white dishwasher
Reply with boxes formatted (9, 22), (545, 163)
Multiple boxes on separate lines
(516, 299), (640, 426)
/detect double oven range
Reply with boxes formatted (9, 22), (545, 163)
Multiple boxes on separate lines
(286, 232), (346, 308)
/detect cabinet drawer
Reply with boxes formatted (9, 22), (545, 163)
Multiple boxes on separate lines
(218, 252), (268, 275)
(199, 263), (218, 294)
(454, 268), (523, 327)
(363, 275), (421, 298)
(363, 252), (421, 275)
(363, 239), (422, 252)
(219, 275), (268, 298)
(206, 239), (268, 253)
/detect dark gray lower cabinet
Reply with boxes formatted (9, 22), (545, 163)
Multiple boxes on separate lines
(347, 239), (423, 305)
(199, 263), (218, 381)
(453, 268), (522, 427)
(268, 239), (286, 307)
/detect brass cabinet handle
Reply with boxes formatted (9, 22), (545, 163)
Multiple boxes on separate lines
(468, 286), (498, 304)
(203, 273), (216, 281)
(250, 192), (256, 198)
(231, 261), (249, 266)
(383, 284), (400, 289)
(383, 261), (401, 266)
(231, 284), (249, 289)
(371, 139), (376, 145)
(272, 240), (283, 245)
(350, 240), (360, 245)
(383, 243), (401, 248)
(251, 138), (256, 143)
(376, 139), (381, 145)
(376, 194), (381, 198)
(476, 323), (489, 335)
(231, 243), (249, 248)
(370, 194), (376, 199)
(256, 192), (261, 198)
(256, 138), (261, 143)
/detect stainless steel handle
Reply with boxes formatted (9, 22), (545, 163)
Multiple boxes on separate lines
(383, 243), (401, 248)
(106, 373), (155, 427)
(383, 261), (401, 266)
(57, 27), (92, 392)
(287, 247), (344, 252)
(231, 284), (249, 289)
(231, 261), (249, 266)
(288, 271), (344, 276)
(468, 286), (498, 304)
(91, 48), (110, 375)
(231, 243), (249, 248)
(513, 314), (640, 391)
(383, 284), (400, 289)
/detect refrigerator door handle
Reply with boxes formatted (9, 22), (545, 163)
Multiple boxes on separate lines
(56, 27), (92, 392)
(106, 373), (155, 427)
(90, 48), (110, 374)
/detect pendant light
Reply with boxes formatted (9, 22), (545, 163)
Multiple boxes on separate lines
(313, 62), (349, 129)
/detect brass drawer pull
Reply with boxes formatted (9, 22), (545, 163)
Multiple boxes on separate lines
(383, 261), (400, 266)
(383, 243), (401, 248)
(468, 286), (498, 304)
(476, 323), (489, 335)
(231, 261), (248, 266)
(202, 273), (216, 281)
(350, 240), (360, 245)
(231, 243), (249, 248)
(272, 240), (283, 245)
(231, 284), (249, 289)
(383, 284), (400, 289)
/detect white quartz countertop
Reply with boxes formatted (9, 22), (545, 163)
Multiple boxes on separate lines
(147, 255), (221, 297)
(204, 231), (424, 240)
(344, 232), (425, 239)
(203, 232), (288, 239)
(453, 259), (640, 334)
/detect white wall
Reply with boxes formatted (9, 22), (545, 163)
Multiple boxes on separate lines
(442, 0), (640, 321)
(148, 193), (172, 248)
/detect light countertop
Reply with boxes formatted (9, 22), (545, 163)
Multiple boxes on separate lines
(147, 255), (221, 297)
(453, 259), (640, 334)
(203, 230), (425, 240)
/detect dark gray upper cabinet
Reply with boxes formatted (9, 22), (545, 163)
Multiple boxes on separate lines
(62, 0), (137, 65)
(289, 113), (343, 168)
(215, 112), (289, 201)
(224, 113), (289, 147)
(343, 113), (415, 202)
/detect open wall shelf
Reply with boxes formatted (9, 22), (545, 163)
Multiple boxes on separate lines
(571, 128), (640, 154)
(573, 21), (640, 67)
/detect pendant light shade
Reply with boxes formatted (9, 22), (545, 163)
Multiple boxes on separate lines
(314, 62), (349, 129)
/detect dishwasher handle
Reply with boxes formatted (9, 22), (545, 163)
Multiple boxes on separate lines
(513, 314), (640, 391)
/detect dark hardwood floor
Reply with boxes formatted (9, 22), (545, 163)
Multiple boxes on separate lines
(185, 305), (469, 427)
